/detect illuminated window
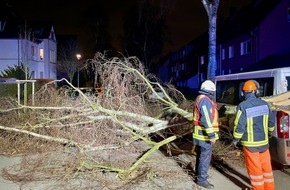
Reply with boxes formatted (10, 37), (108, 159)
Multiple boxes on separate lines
(40, 48), (44, 60)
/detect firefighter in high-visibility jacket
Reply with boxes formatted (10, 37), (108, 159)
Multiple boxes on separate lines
(233, 80), (275, 190)
(193, 80), (219, 189)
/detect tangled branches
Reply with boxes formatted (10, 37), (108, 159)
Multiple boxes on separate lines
(0, 52), (194, 188)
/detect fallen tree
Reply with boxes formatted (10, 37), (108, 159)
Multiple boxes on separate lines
(262, 90), (290, 114)
(0, 52), (194, 186)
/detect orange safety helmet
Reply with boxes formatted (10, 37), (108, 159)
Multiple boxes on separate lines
(242, 80), (257, 91)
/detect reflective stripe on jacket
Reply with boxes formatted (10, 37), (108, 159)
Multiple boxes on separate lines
(234, 93), (275, 148)
(193, 94), (219, 141)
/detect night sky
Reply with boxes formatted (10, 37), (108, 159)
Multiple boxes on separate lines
(10, 0), (252, 59)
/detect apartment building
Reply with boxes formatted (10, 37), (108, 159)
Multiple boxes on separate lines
(159, 0), (290, 95)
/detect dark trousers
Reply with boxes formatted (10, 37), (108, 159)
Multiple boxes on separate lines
(195, 141), (213, 183)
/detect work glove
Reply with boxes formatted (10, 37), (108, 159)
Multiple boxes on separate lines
(209, 138), (216, 144)
(232, 139), (239, 149)
(268, 132), (273, 138)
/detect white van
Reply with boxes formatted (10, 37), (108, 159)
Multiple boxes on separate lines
(213, 67), (290, 166)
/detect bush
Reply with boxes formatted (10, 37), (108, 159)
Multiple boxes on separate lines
(0, 84), (18, 98)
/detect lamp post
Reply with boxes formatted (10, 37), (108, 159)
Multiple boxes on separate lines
(76, 54), (81, 88)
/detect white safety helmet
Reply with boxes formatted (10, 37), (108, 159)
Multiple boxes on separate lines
(201, 80), (216, 91)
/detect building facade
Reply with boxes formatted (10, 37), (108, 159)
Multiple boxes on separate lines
(158, 0), (290, 95)
(0, 3), (57, 80)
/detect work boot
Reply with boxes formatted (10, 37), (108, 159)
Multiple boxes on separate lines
(196, 181), (214, 189)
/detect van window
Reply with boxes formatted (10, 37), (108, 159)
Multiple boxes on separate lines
(216, 80), (240, 105)
(286, 77), (290, 91)
(216, 77), (274, 105)
(258, 78), (274, 97)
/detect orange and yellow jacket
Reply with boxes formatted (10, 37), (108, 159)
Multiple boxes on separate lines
(193, 93), (219, 142)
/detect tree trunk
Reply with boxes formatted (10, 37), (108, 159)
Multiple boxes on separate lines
(201, 0), (219, 80)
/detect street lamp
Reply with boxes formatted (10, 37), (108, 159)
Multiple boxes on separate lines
(76, 54), (81, 88)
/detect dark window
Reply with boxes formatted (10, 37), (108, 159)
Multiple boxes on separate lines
(229, 45), (234, 58)
(286, 77), (290, 91)
(288, 8), (290, 22)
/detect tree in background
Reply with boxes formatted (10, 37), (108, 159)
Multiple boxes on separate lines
(81, 1), (112, 55)
(57, 36), (80, 84)
(18, 24), (33, 107)
(201, 0), (220, 79)
(123, 0), (173, 72)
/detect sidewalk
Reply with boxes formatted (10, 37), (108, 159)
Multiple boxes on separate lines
(1, 153), (288, 190)
(208, 165), (251, 190)
(0, 153), (245, 190)
(0, 156), (21, 189)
